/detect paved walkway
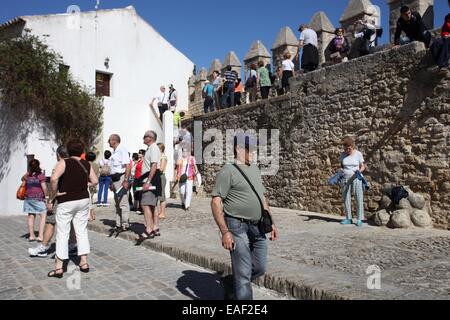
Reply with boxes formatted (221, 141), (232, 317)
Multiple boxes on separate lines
(0, 216), (284, 300)
(87, 196), (450, 300)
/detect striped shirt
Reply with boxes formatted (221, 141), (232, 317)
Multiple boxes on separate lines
(223, 70), (237, 83)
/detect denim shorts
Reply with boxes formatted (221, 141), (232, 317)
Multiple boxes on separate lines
(23, 199), (46, 214)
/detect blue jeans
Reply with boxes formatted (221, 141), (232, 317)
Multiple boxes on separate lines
(400, 30), (431, 48)
(98, 176), (111, 204)
(225, 216), (267, 300)
(221, 82), (235, 108)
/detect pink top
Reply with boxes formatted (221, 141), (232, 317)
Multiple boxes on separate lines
(177, 156), (196, 180)
(25, 173), (46, 201)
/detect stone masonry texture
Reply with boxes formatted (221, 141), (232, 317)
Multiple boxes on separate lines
(188, 42), (450, 230)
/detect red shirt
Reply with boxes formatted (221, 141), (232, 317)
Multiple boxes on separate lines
(442, 21), (450, 37)
(135, 160), (143, 179)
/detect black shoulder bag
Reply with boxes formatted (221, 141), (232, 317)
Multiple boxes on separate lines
(232, 164), (273, 235)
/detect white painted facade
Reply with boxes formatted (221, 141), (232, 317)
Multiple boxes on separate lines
(0, 6), (194, 215)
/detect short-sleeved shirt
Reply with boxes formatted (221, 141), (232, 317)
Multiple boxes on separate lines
(169, 90), (178, 102)
(142, 143), (161, 177)
(173, 112), (181, 128)
(110, 145), (130, 174)
(282, 59), (295, 71)
(203, 84), (214, 97)
(156, 91), (169, 105)
(213, 77), (222, 91)
(160, 154), (168, 174)
(340, 151), (365, 179)
(25, 173), (46, 201)
(300, 28), (318, 47)
(223, 70), (237, 83)
(258, 67), (272, 87)
(211, 163), (265, 221)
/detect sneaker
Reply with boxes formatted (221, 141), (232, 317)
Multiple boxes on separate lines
(29, 244), (50, 258)
(103, 203), (110, 207)
(355, 220), (364, 227)
(96, 202), (102, 207)
(340, 219), (352, 225)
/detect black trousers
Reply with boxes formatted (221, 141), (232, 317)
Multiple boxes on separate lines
(158, 104), (168, 122)
(260, 86), (270, 99)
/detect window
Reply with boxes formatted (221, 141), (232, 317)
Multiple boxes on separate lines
(96, 72), (112, 97)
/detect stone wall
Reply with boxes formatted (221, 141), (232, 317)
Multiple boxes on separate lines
(189, 42), (450, 230)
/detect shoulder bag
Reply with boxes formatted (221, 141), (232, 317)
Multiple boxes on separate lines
(232, 164), (273, 235)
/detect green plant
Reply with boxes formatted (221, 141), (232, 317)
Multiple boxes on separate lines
(0, 30), (103, 147)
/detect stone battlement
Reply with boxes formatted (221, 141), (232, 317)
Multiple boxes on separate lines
(188, 41), (450, 230)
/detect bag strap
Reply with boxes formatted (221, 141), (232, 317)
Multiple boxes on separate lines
(232, 164), (264, 216)
(72, 158), (89, 180)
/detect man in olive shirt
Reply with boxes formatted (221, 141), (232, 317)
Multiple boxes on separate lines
(211, 133), (278, 300)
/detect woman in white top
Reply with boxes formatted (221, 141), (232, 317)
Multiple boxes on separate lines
(281, 52), (295, 93)
(339, 136), (366, 227)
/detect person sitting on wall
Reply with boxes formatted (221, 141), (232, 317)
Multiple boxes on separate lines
(327, 28), (350, 64)
(394, 6), (431, 48)
(430, 13), (450, 71)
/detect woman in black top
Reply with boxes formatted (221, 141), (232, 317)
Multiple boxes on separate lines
(47, 140), (98, 278)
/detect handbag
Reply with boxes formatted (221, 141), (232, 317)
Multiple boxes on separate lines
(232, 164), (273, 235)
(179, 160), (189, 184)
(16, 180), (26, 200)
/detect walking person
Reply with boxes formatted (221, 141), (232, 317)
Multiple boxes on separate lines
(86, 152), (98, 222)
(168, 84), (178, 110)
(137, 130), (162, 241)
(258, 61), (272, 100)
(245, 64), (258, 103)
(132, 149), (145, 213)
(202, 80), (215, 113)
(281, 52), (295, 93)
(157, 143), (168, 220)
(297, 24), (319, 73)
(47, 139), (98, 278)
(108, 134), (131, 232)
(221, 66), (237, 108)
(212, 71), (223, 111)
(151, 86), (169, 123)
(339, 136), (367, 227)
(211, 133), (278, 300)
(97, 150), (112, 207)
(176, 148), (198, 211)
(22, 159), (48, 242)
(234, 78), (244, 106)
(28, 146), (78, 258)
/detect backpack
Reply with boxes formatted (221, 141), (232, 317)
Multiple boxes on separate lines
(245, 71), (256, 89)
(390, 186), (409, 205)
(99, 160), (111, 176)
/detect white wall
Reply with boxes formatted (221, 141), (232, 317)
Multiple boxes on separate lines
(23, 6), (194, 152)
(0, 6), (194, 215)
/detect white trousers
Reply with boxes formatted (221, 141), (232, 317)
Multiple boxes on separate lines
(56, 198), (90, 260)
(179, 180), (193, 208)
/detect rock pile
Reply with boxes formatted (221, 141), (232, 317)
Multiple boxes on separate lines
(371, 185), (433, 229)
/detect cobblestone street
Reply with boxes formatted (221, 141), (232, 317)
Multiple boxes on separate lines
(0, 216), (285, 300)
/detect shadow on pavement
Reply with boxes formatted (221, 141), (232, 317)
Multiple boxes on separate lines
(176, 270), (224, 300)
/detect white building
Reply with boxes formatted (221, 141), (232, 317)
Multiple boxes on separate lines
(0, 6), (194, 215)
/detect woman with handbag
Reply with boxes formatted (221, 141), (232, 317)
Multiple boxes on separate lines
(22, 159), (48, 242)
(176, 148), (198, 211)
(47, 139), (98, 278)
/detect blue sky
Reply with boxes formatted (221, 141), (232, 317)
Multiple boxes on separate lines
(0, 0), (447, 71)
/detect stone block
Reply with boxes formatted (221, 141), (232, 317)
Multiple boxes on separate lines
(374, 209), (390, 226)
(408, 192), (426, 210)
(390, 209), (412, 229)
(411, 209), (432, 228)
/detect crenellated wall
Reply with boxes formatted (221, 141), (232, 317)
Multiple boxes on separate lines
(188, 42), (450, 230)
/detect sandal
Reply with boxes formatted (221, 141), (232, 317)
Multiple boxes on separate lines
(79, 263), (90, 273)
(152, 229), (161, 237)
(158, 214), (166, 220)
(48, 268), (64, 279)
(137, 230), (154, 241)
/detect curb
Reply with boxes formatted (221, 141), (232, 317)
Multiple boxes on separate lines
(88, 222), (347, 300)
